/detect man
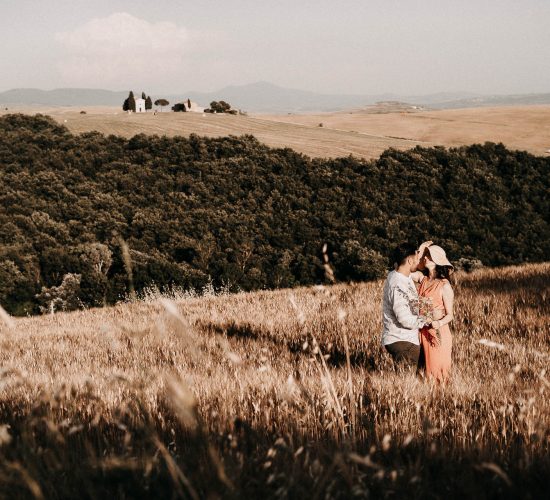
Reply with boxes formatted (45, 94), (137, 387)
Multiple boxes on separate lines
(381, 241), (432, 369)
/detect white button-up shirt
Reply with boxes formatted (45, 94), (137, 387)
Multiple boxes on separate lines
(381, 270), (424, 346)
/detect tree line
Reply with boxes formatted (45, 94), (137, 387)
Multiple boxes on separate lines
(0, 114), (548, 315)
(122, 91), (236, 114)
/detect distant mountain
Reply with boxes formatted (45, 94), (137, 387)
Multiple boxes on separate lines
(182, 81), (379, 113)
(0, 83), (382, 113)
(0, 88), (129, 106)
(1, 83), (549, 113)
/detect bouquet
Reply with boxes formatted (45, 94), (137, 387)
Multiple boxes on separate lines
(418, 296), (441, 346)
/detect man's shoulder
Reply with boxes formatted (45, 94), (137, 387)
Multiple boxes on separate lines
(387, 270), (410, 287)
(385, 270), (397, 283)
(383, 271), (398, 290)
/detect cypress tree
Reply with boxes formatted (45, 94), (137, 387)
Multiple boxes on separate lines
(128, 91), (136, 112)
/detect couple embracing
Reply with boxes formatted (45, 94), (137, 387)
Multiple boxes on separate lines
(381, 241), (455, 382)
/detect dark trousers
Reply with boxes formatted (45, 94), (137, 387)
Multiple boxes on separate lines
(385, 341), (420, 369)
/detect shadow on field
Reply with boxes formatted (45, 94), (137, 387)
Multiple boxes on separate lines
(197, 320), (378, 371)
(0, 399), (547, 500)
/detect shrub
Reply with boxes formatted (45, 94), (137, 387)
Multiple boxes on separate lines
(455, 257), (484, 272)
(171, 103), (187, 112)
(36, 273), (82, 313)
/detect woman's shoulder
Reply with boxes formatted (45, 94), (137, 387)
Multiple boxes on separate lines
(434, 278), (453, 289)
(440, 279), (454, 295)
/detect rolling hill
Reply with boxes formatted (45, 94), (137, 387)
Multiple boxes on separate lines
(2, 82), (550, 113)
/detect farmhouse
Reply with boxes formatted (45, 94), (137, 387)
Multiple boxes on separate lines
(185, 99), (204, 113)
(135, 98), (146, 113)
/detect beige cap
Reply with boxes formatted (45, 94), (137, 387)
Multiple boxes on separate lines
(428, 245), (453, 268)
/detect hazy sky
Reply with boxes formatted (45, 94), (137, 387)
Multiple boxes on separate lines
(1, 0), (549, 95)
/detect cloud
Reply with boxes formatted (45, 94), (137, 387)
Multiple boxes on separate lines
(55, 13), (194, 89)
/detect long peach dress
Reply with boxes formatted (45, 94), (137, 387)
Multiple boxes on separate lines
(418, 277), (452, 382)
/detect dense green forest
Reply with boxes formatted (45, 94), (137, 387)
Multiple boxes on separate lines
(0, 114), (548, 315)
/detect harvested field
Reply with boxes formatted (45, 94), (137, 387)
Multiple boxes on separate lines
(0, 105), (426, 160)
(3, 104), (549, 159)
(260, 105), (550, 157)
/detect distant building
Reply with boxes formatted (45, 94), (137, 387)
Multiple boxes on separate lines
(135, 98), (146, 113)
(185, 100), (204, 113)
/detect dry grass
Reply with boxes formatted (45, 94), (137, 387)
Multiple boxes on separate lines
(0, 105), (424, 160)
(3, 104), (550, 159)
(260, 105), (550, 157)
(0, 263), (548, 498)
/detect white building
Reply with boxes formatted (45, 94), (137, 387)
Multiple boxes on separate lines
(185, 100), (204, 113)
(135, 98), (146, 113)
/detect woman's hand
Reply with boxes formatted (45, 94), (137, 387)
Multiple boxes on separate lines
(432, 320), (440, 329)
(417, 240), (433, 256)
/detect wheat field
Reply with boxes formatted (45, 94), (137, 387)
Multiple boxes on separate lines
(0, 263), (548, 498)
(3, 104), (550, 160)
(260, 105), (550, 157)
(0, 105), (424, 161)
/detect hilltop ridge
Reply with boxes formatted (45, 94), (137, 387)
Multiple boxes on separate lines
(2, 82), (550, 113)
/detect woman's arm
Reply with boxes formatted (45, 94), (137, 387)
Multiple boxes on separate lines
(432, 283), (454, 329)
(417, 240), (433, 257)
(410, 271), (425, 283)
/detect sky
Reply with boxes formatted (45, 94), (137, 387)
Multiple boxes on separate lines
(1, 0), (549, 96)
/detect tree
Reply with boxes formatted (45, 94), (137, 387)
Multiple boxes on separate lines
(219, 101), (231, 112)
(154, 99), (170, 112)
(128, 91), (136, 112)
(74, 243), (113, 306)
(0, 260), (25, 312)
(36, 273), (82, 314)
(172, 103), (187, 112)
(208, 101), (234, 114)
(209, 101), (221, 113)
(141, 92), (146, 100)
(145, 96), (153, 111)
(124, 91), (136, 112)
(335, 240), (387, 281)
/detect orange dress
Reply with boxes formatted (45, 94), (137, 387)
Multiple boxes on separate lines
(418, 277), (452, 382)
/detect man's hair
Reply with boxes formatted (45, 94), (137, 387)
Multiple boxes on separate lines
(390, 243), (418, 268)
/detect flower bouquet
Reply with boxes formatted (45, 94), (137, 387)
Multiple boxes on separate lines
(419, 296), (441, 346)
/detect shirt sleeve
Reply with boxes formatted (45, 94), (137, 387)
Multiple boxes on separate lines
(390, 285), (424, 330)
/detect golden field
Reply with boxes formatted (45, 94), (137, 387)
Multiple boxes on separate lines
(260, 105), (550, 157)
(0, 263), (548, 498)
(3, 104), (550, 160)
(0, 105), (420, 160)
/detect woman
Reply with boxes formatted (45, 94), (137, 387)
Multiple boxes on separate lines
(412, 245), (455, 382)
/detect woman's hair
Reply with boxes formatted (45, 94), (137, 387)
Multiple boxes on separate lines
(435, 265), (454, 283)
(421, 264), (455, 283)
